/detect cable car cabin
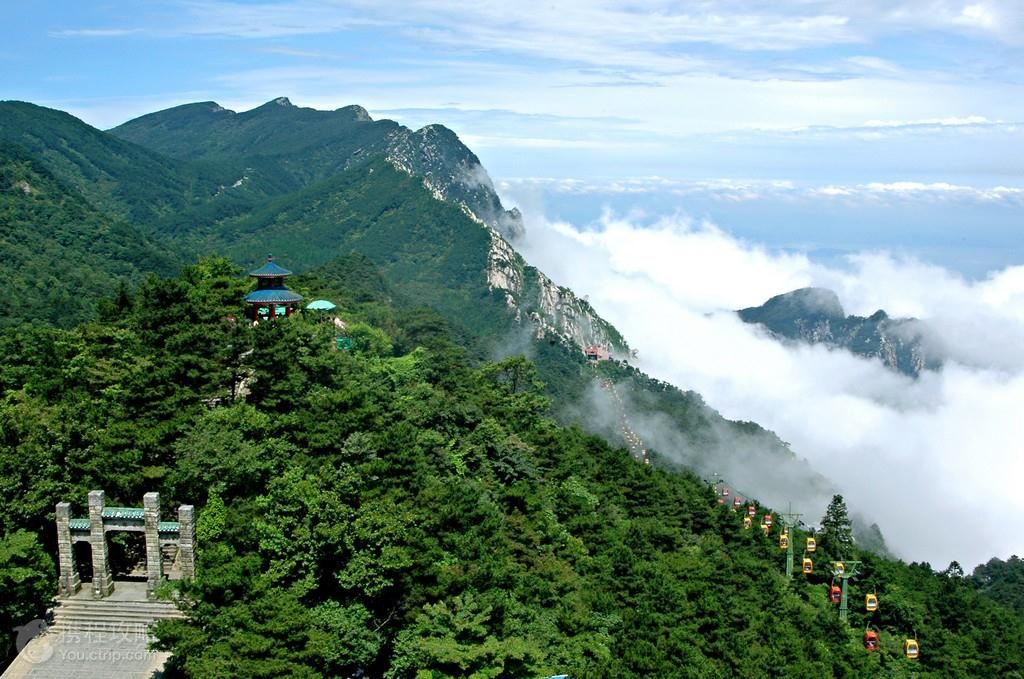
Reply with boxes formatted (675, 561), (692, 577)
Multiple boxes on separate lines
(829, 585), (842, 604)
(904, 639), (920, 660)
(722, 487), (730, 497)
(718, 497), (725, 505)
(747, 505), (756, 518)
(779, 534), (789, 549)
(834, 561), (846, 576)
(763, 514), (773, 528)
(733, 496), (743, 508)
(802, 558), (813, 574)
(864, 630), (879, 651)
(761, 524), (770, 536)
(806, 537), (816, 553)
(866, 594), (879, 612)
(743, 516), (752, 529)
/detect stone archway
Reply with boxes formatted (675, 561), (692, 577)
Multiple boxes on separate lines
(56, 490), (195, 600)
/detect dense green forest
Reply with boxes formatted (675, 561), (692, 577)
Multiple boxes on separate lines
(2, 259), (1022, 677)
(0, 141), (175, 327)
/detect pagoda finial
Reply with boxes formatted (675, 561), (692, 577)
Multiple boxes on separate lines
(267, 253), (273, 262)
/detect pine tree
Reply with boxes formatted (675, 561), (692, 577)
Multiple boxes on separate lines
(820, 494), (854, 557)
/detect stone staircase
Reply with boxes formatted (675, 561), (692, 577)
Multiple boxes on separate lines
(47, 583), (185, 636)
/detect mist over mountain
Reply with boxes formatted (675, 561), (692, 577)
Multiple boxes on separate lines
(737, 287), (941, 377)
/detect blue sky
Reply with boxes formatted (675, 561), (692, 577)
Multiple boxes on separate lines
(5, 1), (1024, 274)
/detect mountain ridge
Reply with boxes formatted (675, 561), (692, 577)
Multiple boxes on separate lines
(111, 97), (525, 240)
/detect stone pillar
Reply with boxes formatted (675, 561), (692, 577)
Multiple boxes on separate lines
(178, 505), (196, 579)
(144, 492), (163, 599)
(88, 490), (113, 598)
(55, 502), (80, 596)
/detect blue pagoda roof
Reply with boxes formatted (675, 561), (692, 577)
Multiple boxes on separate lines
(244, 289), (304, 304)
(249, 256), (293, 278)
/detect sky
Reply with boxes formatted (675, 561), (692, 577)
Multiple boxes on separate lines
(5, 2), (1024, 565)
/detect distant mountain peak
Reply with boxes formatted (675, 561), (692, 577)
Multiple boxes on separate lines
(760, 287), (845, 320)
(272, 96), (293, 107)
(738, 287), (940, 376)
(336, 104), (371, 121)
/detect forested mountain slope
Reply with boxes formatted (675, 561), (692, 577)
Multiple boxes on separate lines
(1, 260), (1021, 677)
(0, 140), (174, 327)
(111, 97), (524, 240)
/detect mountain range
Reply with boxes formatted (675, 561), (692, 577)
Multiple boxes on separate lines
(0, 97), (833, 512)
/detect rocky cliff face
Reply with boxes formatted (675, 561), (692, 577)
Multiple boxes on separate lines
(482, 225), (628, 354)
(384, 124), (524, 241)
(737, 287), (939, 376)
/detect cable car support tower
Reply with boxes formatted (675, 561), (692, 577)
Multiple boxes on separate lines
(780, 505), (802, 579)
(833, 560), (863, 622)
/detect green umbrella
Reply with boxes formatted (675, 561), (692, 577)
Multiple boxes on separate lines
(306, 299), (337, 311)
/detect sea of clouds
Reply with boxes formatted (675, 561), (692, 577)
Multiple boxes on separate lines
(508, 204), (1024, 570)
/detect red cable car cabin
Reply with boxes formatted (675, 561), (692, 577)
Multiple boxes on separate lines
(747, 505), (756, 517)
(763, 514), (773, 528)
(829, 585), (842, 604)
(733, 496), (743, 508)
(864, 630), (878, 651)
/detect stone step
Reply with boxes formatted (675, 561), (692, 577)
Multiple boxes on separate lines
(47, 622), (161, 635)
(54, 609), (184, 621)
(56, 599), (182, 611)
(52, 606), (184, 618)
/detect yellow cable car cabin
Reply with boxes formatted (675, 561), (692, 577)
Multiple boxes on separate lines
(761, 524), (770, 536)
(904, 639), (920, 660)
(743, 516), (752, 529)
(802, 558), (813, 574)
(834, 561), (846, 576)
(866, 594), (879, 612)
(779, 534), (789, 549)
(805, 537), (816, 552)
(864, 630), (879, 651)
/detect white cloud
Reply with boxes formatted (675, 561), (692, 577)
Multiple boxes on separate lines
(150, 1), (1024, 52)
(500, 176), (1024, 205)
(514, 208), (1024, 568)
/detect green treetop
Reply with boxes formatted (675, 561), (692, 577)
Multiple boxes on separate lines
(820, 494), (854, 558)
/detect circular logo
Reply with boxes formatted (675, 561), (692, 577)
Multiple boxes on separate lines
(20, 637), (54, 664)
(14, 619), (53, 664)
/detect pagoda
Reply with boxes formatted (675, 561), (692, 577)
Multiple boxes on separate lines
(243, 255), (303, 321)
